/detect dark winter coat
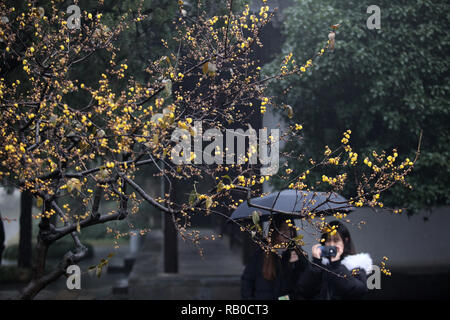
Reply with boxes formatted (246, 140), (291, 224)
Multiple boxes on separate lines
(296, 253), (373, 300)
(241, 248), (308, 300)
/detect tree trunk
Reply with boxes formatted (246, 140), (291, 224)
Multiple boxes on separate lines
(18, 237), (50, 300)
(18, 190), (33, 268)
(163, 179), (178, 273)
(19, 211), (53, 300)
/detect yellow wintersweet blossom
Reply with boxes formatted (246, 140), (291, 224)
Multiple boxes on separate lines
(349, 152), (358, 165)
(328, 157), (340, 165)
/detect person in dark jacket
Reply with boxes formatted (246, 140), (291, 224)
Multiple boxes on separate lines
(296, 220), (372, 300)
(241, 215), (308, 300)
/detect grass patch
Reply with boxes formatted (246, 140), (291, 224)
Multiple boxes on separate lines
(0, 266), (32, 283)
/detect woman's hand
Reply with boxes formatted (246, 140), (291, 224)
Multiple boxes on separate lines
(330, 243), (344, 262)
(312, 244), (322, 259)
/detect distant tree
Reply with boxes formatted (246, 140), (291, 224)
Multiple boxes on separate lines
(263, 0), (448, 212)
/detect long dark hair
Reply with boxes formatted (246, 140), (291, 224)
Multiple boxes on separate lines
(320, 220), (356, 258)
(262, 215), (297, 281)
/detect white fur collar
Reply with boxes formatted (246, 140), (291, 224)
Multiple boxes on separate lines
(320, 253), (373, 274)
(341, 253), (373, 274)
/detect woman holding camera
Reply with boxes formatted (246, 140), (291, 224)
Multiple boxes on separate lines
(241, 215), (308, 300)
(295, 220), (373, 300)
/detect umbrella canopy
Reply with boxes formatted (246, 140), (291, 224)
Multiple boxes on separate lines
(230, 189), (354, 221)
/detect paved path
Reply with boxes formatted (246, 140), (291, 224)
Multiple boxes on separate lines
(128, 228), (245, 299)
(0, 243), (131, 300)
(0, 228), (246, 300)
(177, 230), (245, 276)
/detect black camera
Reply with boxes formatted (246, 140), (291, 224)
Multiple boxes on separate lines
(319, 245), (337, 258)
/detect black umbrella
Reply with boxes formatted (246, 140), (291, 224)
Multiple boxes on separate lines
(230, 189), (354, 221)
